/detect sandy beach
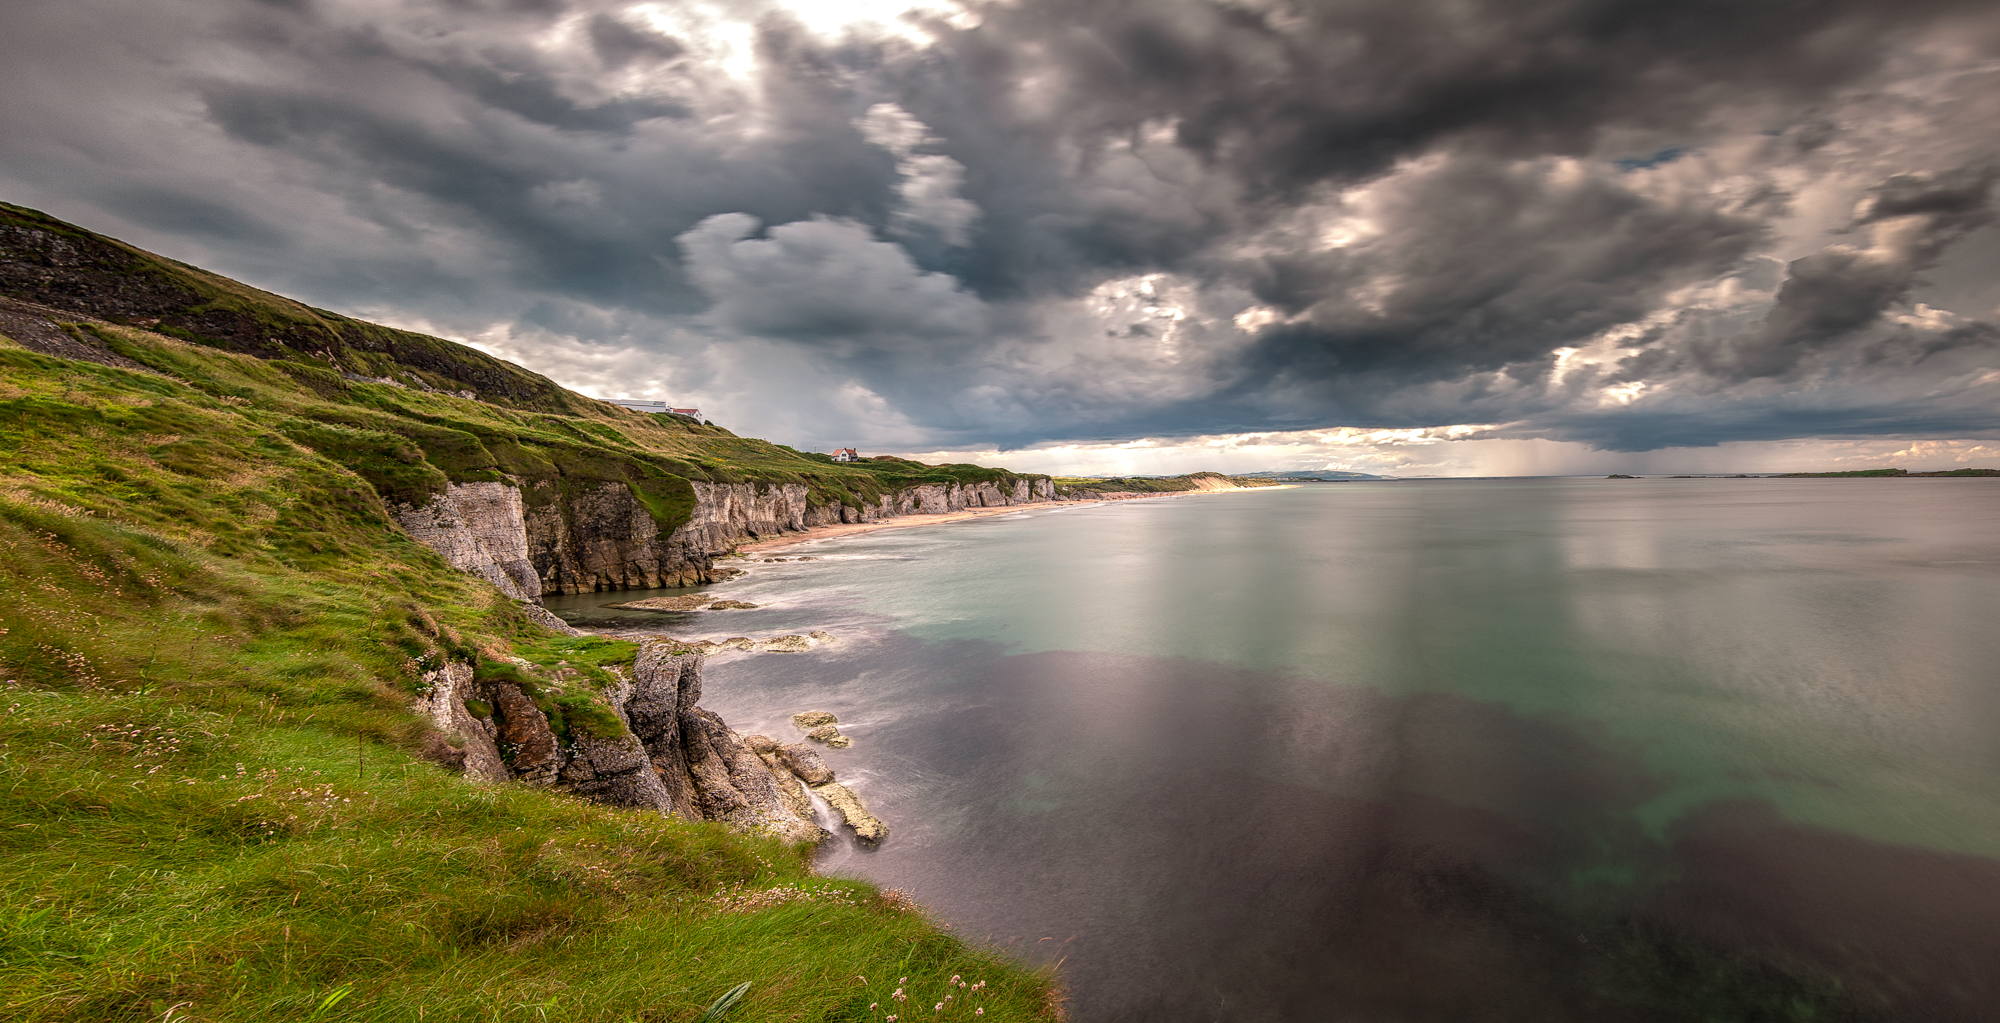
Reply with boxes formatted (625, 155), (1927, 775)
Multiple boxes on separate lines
(731, 501), (1063, 555)
(729, 484), (1293, 556)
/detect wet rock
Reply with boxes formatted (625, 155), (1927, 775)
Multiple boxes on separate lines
(760, 752), (822, 825)
(708, 599), (761, 610)
(812, 782), (887, 843)
(611, 594), (715, 611)
(808, 630), (836, 645)
(792, 710), (838, 729)
(806, 724), (852, 749)
(777, 743), (834, 785)
(742, 733), (780, 754)
(758, 634), (813, 652)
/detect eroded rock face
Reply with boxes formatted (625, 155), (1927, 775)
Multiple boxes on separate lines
(401, 476), (1057, 600)
(415, 641), (871, 846)
(395, 482), (543, 600)
(760, 753), (820, 823)
(491, 683), (561, 787)
(413, 661), (507, 784)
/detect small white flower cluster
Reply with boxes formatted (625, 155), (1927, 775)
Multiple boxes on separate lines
(871, 973), (989, 1020)
(705, 881), (860, 914)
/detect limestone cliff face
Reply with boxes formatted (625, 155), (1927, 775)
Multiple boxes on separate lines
(417, 641), (827, 844)
(393, 482), (543, 600)
(522, 481), (716, 595)
(401, 475), (1058, 597)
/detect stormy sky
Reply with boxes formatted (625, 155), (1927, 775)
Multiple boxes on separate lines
(4, 0), (1998, 474)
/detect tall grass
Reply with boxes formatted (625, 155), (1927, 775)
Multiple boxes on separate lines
(0, 340), (1058, 1021)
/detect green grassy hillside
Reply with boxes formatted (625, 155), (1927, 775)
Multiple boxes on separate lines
(0, 213), (1059, 1020)
(0, 202), (1048, 534)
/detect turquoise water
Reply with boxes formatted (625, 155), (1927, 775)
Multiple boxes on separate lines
(550, 480), (2000, 1021)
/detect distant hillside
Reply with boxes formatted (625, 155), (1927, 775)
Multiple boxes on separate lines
(1234, 469), (1390, 481)
(1051, 471), (1287, 495)
(1774, 467), (2000, 478)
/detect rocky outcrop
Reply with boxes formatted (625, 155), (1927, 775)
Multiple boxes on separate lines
(519, 603), (584, 637)
(412, 661), (508, 784)
(776, 743), (834, 786)
(683, 633), (835, 655)
(419, 642), (836, 843)
(609, 595), (760, 611)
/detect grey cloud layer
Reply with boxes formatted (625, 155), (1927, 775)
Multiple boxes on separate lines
(2, 0), (1997, 452)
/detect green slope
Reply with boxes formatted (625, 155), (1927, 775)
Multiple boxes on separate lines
(0, 209), (1058, 1020)
(0, 201), (1050, 533)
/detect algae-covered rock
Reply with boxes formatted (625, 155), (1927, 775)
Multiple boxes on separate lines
(791, 710), (838, 729)
(812, 782), (886, 843)
(777, 742), (835, 785)
(757, 634), (812, 652)
(806, 723), (852, 748)
(709, 600), (761, 610)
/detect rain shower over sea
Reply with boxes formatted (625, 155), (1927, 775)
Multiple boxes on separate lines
(549, 478), (2000, 1022)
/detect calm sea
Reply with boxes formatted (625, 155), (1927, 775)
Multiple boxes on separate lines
(548, 479), (2000, 1022)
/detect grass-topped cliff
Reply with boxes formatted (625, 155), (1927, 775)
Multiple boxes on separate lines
(0, 201), (1049, 541)
(0, 205), (1058, 1020)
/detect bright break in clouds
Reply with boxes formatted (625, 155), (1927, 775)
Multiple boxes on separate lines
(3, 0), (1997, 474)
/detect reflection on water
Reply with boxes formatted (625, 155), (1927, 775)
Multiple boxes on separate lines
(561, 481), (2000, 1021)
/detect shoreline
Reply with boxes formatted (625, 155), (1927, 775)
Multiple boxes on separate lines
(730, 501), (1064, 555)
(727, 484), (1292, 557)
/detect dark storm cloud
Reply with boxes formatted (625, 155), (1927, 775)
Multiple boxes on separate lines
(2, 0), (1997, 453)
(1668, 165), (1996, 381)
(1228, 156), (1772, 383)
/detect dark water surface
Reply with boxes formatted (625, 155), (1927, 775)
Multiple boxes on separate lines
(548, 480), (2000, 1022)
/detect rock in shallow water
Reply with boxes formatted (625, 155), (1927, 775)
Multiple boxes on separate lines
(791, 710), (838, 728)
(805, 723), (852, 748)
(812, 782), (887, 843)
